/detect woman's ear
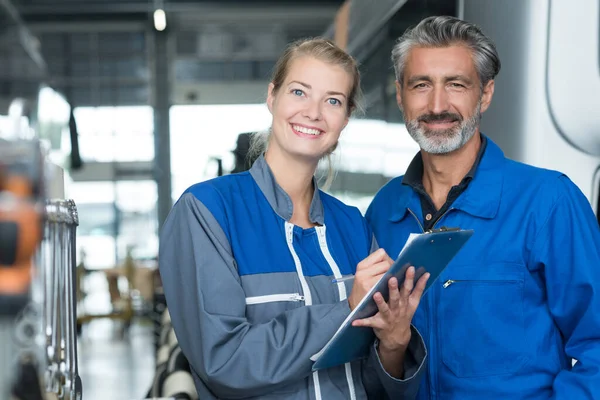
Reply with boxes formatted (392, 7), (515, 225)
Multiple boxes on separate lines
(342, 116), (349, 131)
(342, 105), (355, 130)
(266, 82), (276, 114)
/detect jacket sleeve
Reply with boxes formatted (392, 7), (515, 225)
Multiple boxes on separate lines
(158, 193), (351, 399)
(362, 326), (427, 399)
(361, 233), (427, 399)
(529, 175), (600, 399)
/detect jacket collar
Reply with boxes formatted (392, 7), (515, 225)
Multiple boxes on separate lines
(249, 154), (325, 225)
(389, 135), (504, 222)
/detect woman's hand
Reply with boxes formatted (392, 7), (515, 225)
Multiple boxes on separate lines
(347, 249), (394, 311)
(352, 266), (429, 378)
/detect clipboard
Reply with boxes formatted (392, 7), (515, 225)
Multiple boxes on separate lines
(311, 228), (474, 371)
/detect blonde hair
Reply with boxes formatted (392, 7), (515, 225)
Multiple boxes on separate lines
(250, 37), (363, 191)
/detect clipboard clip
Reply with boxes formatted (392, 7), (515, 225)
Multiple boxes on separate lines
(426, 226), (461, 233)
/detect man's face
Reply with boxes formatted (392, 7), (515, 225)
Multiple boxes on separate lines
(396, 45), (494, 154)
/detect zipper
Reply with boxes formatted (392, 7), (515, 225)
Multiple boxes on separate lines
(407, 206), (454, 399)
(407, 208), (435, 397)
(245, 293), (305, 305)
(285, 222), (313, 306)
(314, 226), (356, 400)
(430, 206), (455, 399)
(315, 227), (348, 299)
(443, 279), (520, 289)
(284, 221), (320, 399)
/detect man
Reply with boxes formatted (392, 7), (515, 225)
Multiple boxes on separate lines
(366, 15), (600, 399)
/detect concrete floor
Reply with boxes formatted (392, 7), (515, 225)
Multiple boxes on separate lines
(76, 272), (156, 400)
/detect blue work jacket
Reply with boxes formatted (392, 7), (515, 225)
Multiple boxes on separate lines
(366, 137), (600, 399)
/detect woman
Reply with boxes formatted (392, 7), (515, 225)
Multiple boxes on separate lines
(159, 38), (428, 400)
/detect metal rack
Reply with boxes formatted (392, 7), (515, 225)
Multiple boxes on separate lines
(7, 199), (83, 400)
(40, 199), (82, 400)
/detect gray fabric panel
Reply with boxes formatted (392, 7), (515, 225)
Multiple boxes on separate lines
(240, 272), (305, 298)
(315, 359), (368, 400)
(305, 274), (353, 304)
(370, 235), (379, 254)
(363, 325), (427, 400)
(159, 193), (353, 399)
(241, 272), (306, 325)
(249, 154), (324, 224)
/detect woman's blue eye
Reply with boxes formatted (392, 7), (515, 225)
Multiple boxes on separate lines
(292, 89), (304, 96)
(328, 98), (341, 106)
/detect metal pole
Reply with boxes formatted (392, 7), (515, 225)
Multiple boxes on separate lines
(152, 29), (173, 230)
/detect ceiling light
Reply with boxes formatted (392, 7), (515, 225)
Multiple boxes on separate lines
(154, 9), (167, 31)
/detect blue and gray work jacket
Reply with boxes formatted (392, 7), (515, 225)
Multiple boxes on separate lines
(159, 155), (426, 400)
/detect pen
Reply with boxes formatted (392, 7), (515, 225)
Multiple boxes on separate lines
(331, 276), (355, 284)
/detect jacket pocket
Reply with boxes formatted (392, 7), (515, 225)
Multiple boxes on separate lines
(245, 293), (305, 305)
(244, 293), (305, 324)
(440, 264), (530, 377)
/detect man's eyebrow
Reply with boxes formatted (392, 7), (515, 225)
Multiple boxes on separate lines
(406, 74), (475, 86)
(406, 75), (432, 86)
(445, 75), (474, 85)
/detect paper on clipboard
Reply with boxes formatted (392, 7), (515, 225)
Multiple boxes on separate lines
(310, 228), (473, 371)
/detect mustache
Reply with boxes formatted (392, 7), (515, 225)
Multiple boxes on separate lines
(417, 112), (462, 123)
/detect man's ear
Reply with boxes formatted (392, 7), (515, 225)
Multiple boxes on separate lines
(480, 79), (495, 114)
(266, 82), (276, 114)
(395, 80), (403, 111)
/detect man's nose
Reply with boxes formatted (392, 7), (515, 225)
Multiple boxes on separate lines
(428, 86), (450, 114)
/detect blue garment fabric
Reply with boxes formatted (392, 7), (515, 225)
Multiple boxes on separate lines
(366, 136), (600, 399)
(159, 155), (427, 399)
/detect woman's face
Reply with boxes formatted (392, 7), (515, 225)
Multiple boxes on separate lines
(266, 56), (352, 164)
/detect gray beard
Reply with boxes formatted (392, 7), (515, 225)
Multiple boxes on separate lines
(405, 102), (481, 154)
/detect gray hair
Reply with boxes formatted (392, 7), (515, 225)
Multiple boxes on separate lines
(392, 16), (501, 89)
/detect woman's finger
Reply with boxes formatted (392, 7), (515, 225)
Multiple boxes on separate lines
(356, 248), (388, 271)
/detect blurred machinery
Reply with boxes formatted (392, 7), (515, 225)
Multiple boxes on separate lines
(0, 97), (82, 400)
(230, 132), (254, 174)
(0, 99), (45, 400)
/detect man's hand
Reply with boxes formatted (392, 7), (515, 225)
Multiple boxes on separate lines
(347, 249), (393, 311)
(352, 266), (429, 378)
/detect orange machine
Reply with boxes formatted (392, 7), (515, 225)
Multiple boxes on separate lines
(0, 139), (44, 311)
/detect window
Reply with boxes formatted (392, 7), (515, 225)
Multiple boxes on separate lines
(169, 104), (272, 199)
(115, 180), (158, 262)
(169, 104), (420, 214)
(67, 180), (159, 269)
(67, 182), (117, 270)
(73, 106), (154, 162)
